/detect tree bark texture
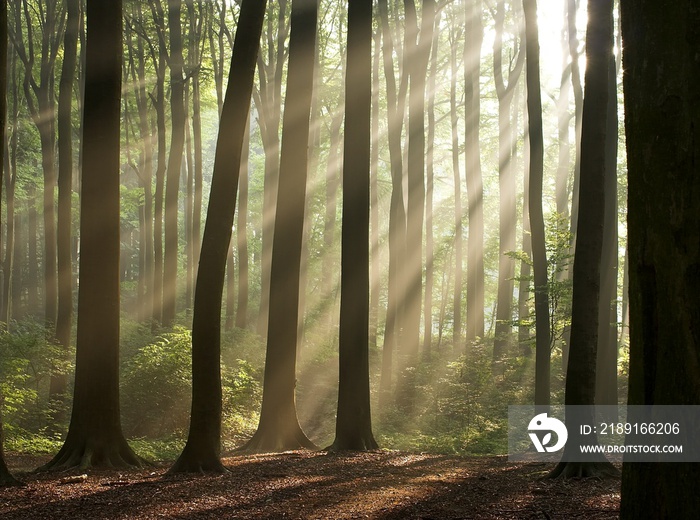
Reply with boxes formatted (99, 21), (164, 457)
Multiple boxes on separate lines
(620, 0), (700, 516)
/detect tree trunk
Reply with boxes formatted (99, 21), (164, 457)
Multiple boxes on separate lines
(620, 1), (700, 515)
(51, 0), (80, 407)
(163, 0), (187, 326)
(240, 0), (318, 454)
(493, 0), (525, 371)
(170, 0), (266, 472)
(43, 0), (141, 470)
(465, 0), (485, 343)
(0, 0), (21, 485)
(255, 0), (288, 338)
(548, 0), (617, 479)
(449, 12), (462, 350)
(523, 0), (550, 406)
(329, 0), (377, 451)
(234, 114), (250, 329)
(403, 0), (434, 366)
(377, 0), (408, 407)
(595, 52), (618, 406)
(422, 7), (440, 359)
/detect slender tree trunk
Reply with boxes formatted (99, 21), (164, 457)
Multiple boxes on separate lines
(449, 15), (462, 351)
(403, 0), (434, 366)
(170, 0), (266, 473)
(377, 0), (408, 407)
(548, 0), (617, 479)
(493, 0), (525, 370)
(235, 115), (250, 329)
(523, 0), (550, 406)
(163, 0), (187, 326)
(26, 187), (39, 316)
(152, 50), (167, 328)
(595, 50), (618, 406)
(50, 0), (80, 407)
(423, 7), (440, 358)
(255, 0), (288, 338)
(369, 27), (380, 352)
(465, 0), (485, 343)
(518, 93), (532, 353)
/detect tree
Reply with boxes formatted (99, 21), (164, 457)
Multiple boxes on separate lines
(162, 0), (187, 326)
(492, 0), (524, 370)
(50, 0), (80, 409)
(42, 0), (141, 470)
(254, 0), (289, 338)
(403, 0), (435, 365)
(328, 0), (377, 452)
(170, 0), (266, 473)
(595, 50), (619, 406)
(377, 0), (408, 406)
(0, 0), (22, 487)
(620, 0), (700, 516)
(464, 0), (485, 343)
(523, 0), (550, 406)
(548, 0), (617, 479)
(11, 0), (64, 329)
(240, 0), (318, 453)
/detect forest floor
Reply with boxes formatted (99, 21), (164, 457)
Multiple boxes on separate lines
(0, 451), (620, 519)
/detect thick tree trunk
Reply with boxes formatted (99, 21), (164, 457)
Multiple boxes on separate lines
(620, 1), (700, 515)
(240, 0), (317, 454)
(43, 0), (141, 471)
(329, 0), (377, 451)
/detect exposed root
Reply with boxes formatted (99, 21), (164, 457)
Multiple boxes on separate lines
(547, 460), (620, 480)
(169, 443), (228, 475)
(236, 427), (318, 454)
(0, 469), (23, 487)
(325, 436), (379, 452)
(38, 437), (145, 472)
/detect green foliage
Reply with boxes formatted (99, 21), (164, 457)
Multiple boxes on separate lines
(508, 212), (574, 354)
(0, 320), (73, 450)
(120, 325), (263, 449)
(121, 327), (193, 438)
(376, 343), (534, 456)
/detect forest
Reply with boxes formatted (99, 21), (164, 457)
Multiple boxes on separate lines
(0, 0), (698, 518)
